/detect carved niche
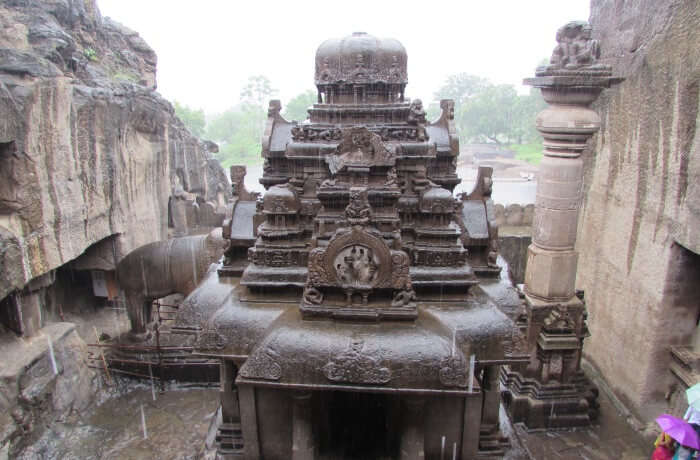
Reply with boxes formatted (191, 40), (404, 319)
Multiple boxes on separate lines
(325, 127), (395, 175)
(301, 220), (414, 320)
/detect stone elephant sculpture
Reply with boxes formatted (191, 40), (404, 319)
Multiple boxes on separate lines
(116, 228), (228, 338)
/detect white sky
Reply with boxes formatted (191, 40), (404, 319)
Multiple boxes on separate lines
(97, 0), (590, 115)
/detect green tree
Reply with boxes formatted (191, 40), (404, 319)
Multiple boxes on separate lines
(433, 73), (489, 107)
(203, 75), (278, 168)
(206, 104), (265, 168)
(511, 89), (546, 144)
(283, 89), (317, 121)
(173, 101), (206, 137)
(240, 75), (277, 108)
(459, 84), (519, 144)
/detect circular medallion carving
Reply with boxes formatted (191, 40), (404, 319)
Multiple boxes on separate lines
(333, 244), (379, 287)
(323, 229), (392, 288)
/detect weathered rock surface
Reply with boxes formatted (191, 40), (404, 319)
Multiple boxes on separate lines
(0, 0), (231, 302)
(578, 0), (700, 422)
(0, 322), (96, 455)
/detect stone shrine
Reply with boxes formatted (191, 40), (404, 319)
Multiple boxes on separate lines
(173, 32), (525, 459)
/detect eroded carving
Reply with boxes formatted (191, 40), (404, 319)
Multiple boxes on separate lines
(239, 352), (282, 381)
(439, 356), (468, 388)
(323, 339), (391, 384)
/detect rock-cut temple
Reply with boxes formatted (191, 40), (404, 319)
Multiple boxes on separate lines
(171, 28), (614, 459)
(173, 31), (524, 459)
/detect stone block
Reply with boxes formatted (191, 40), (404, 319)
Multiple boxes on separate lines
(524, 245), (577, 300)
(532, 207), (579, 250)
(498, 228), (532, 284)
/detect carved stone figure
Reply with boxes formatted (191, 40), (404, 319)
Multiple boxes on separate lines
(539, 21), (611, 76)
(344, 189), (372, 225)
(171, 175), (197, 237)
(117, 229), (228, 338)
(385, 167), (398, 186)
(407, 98), (427, 141)
(391, 288), (416, 307)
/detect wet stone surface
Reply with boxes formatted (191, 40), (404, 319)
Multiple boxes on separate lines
(512, 388), (651, 459)
(12, 377), (651, 459)
(17, 383), (218, 459)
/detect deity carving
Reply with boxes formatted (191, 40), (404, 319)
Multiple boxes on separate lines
(538, 21), (611, 76)
(345, 188), (372, 225)
(385, 167), (398, 187)
(335, 245), (379, 287)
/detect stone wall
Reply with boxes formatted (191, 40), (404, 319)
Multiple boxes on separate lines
(578, 0), (700, 422)
(0, 0), (231, 303)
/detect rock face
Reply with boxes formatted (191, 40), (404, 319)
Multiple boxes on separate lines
(0, 0), (231, 302)
(579, 0), (700, 421)
(0, 322), (96, 456)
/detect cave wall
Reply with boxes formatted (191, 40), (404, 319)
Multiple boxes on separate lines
(578, 0), (700, 421)
(0, 0), (231, 303)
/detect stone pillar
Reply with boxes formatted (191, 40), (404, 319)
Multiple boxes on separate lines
(291, 391), (314, 460)
(523, 89), (601, 301)
(220, 360), (240, 423)
(501, 20), (621, 430)
(481, 365), (501, 427)
(400, 396), (425, 460)
(238, 385), (260, 460)
(216, 360), (244, 457)
(461, 393), (483, 460)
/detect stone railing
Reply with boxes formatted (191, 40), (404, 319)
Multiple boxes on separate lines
(493, 203), (535, 228)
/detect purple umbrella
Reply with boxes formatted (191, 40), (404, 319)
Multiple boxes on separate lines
(656, 414), (700, 449)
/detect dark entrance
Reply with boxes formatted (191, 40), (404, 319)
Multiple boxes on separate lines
(315, 391), (400, 460)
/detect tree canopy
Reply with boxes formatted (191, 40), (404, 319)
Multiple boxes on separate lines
(283, 89), (316, 122)
(203, 75), (277, 168)
(173, 101), (205, 137)
(433, 73), (545, 145)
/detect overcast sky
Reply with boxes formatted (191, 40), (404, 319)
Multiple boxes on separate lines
(97, 0), (590, 114)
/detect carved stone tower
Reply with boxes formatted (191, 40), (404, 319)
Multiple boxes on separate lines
(501, 21), (622, 428)
(179, 32), (523, 459)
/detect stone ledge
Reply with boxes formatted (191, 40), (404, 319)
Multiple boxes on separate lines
(0, 322), (75, 380)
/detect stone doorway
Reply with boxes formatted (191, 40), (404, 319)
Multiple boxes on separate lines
(665, 242), (700, 348)
(314, 391), (400, 459)
(666, 242), (700, 418)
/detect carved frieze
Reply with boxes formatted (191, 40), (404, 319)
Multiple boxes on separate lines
(249, 249), (307, 267)
(323, 339), (392, 384)
(412, 250), (467, 267)
(291, 125), (427, 143)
